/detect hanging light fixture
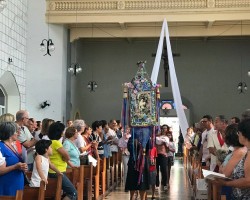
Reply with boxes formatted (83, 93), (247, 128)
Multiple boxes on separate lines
(68, 63), (82, 76)
(87, 81), (98, 92)
(40, 0), (55, 56)
(0, 0), (7, 12)
(237, 21), (247, 94)
(68, 0), (82, 76)
(40, 39), (55, 56)
(237, 82), (247, 93)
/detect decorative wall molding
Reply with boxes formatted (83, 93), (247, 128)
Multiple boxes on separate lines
(48, 0), (250, 12)
(216, 0), (250, 8)
(46, 0), (250, 39)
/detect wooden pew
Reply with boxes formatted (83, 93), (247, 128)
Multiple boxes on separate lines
(23, 180), (46, 200)
(45, 174), (63, 200)
(93, 159), (100, 200)
(0, 190), (23, 200)
(83, 164), (93, 200)
(117, 151), (123, 183)
(106, 157), (111, 191)
(99, 158), (106, 197)
(66, 166), (84, 200)
(114, 152), (119, 186)
(207, 179), (229, 200)
(109, 154), (115, 189)
(26, 172), (62, 200)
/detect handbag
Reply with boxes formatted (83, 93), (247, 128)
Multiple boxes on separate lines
(80, 155), (89, 165)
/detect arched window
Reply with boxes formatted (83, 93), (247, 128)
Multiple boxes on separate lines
(0, 86), (6, 115)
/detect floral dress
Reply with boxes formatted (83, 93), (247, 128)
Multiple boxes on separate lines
(232, 153), (250, 199)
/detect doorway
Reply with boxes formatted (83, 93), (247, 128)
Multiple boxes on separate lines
(0, 87), (6, 115)
(160, 117), (179, 153)
(0, 71), (21, 114)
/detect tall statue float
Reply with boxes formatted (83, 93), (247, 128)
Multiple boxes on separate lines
(122, 61), (160, 187)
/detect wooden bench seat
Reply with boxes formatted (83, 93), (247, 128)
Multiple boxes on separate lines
(93, 159), (100, 200)
(99, 158), (106, 197)
(23, 180), (46, 200)
(66, 166), (84, 200)
(83, 164), (93, 200)
(0, 190), (23, 200)
(26, 171), (62, 200)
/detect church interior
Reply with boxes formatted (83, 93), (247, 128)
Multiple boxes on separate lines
(0, 0), (250, 199)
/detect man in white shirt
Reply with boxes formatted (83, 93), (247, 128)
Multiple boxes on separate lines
(199, 115), (214, 166)
(207, 115), (228, 171)
(16, 110), (37, 171)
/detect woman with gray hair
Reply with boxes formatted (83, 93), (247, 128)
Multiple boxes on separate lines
(0, 122), (28, 196)
(0, 113), (22, 156)
(73, 119), (87, 153)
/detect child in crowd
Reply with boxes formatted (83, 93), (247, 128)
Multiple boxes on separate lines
(30, 139), (61, 187)
(149, 146), (158, 199)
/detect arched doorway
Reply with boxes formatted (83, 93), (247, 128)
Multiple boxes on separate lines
(0, 87), (6, 115)
(0, 71), (21, 115)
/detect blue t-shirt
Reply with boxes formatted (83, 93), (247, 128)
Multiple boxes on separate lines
(63, 139), (80, 167)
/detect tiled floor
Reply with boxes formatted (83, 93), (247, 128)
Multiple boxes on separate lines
(105, 159), (193, 199)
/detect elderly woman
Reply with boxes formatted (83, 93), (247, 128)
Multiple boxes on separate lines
(48, 122), (77, 200)
(216, 119), (250, 199)
(0, 113), (22, 155)
(0, 122), (28, 196)
(73, 119), (87, 153)
(63, 127), (80, 168)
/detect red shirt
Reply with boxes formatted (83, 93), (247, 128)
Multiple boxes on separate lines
(149, 147), (157, 172)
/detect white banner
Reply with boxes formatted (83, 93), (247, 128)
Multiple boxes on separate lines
(151, 19), (189, 138)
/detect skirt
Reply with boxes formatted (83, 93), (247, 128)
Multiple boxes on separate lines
(125, 156), (150, 191)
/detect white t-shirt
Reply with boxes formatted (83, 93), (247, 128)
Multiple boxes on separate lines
(156, 135), (169, 146)
(34, 130), (41, 141)
(207, 130), (228, 171)
(0, 151), (5, 166)
(29, 155), (49, 187)
(74, 133), (86, 152)
(106, 128), (118, 152)
(201, 128), (214, 162)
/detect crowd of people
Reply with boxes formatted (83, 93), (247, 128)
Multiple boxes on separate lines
(0, 110), (123, 199)
(184, 109), (250, 199)
(1, 108), (250, 199)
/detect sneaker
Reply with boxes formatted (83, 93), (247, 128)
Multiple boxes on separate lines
(155, 186), (159, 191)
(163, 186), (168, 191)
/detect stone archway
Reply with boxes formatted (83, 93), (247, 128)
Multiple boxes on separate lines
(0, 71), (21, 115)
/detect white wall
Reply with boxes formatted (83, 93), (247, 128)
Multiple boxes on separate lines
(26, 0), (68, 122)
(0, 0), (28, 112)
